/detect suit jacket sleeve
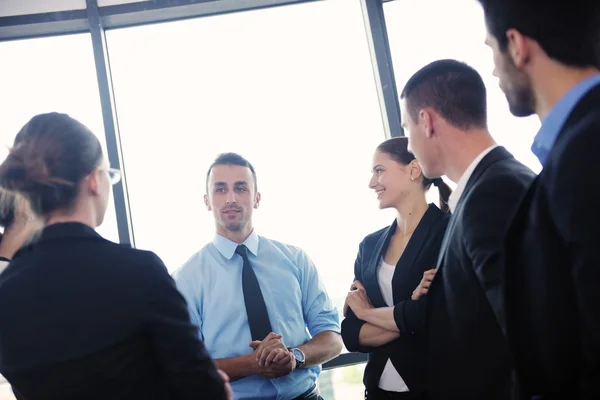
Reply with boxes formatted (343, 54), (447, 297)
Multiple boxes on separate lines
(463, 171), (532, 332)
(341, 240), (374, 353)
(550, 118), (600, 364)
(142, 251), (227, 399)
(392, 228), (446, 335)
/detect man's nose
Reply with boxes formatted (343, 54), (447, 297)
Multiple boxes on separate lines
(226, 191), (237, 204)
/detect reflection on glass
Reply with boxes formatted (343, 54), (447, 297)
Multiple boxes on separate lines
(318, 363), (366, 400)
(0, 34), (120, 242)
(106, 0), (395, 336)
(384, 0), (542, 174)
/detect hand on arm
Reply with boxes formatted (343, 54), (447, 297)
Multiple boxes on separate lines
(355, 270), (435, 335)
(345, 280), (401, 342)
(411, 269), (436, 300)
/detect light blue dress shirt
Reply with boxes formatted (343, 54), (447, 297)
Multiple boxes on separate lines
(173, 230), (340, 400)
(532, 74), (600, 166)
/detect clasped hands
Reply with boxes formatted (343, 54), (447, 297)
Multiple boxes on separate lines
(249, 332), (296, 378)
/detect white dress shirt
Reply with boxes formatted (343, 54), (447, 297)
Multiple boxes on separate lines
(0, 260), (9, 275)
(377, 257), (410, 392)
(448, 145), (498, 213)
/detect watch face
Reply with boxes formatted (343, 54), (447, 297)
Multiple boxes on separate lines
(292, 348), (305, 362)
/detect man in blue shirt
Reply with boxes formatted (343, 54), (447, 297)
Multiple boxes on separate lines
(480, 0), (600, 398)
(173, 152), (342, 400)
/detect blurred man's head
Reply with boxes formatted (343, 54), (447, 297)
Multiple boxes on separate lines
(479, 0), (600, 117)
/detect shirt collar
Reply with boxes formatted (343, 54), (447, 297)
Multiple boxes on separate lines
(448, 145), (498, 213)
(532, 74), (600, 166)
(212, 229), (259, 260)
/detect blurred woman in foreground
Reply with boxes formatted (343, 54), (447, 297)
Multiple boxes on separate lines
(0, 112), (230, 400)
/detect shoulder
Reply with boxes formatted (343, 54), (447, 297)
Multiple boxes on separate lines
(490, 156), (536, 182)
(171, 242), (213, 282)
(426, 204), (451, 230)
(105, 243), (169, 277)
(549, 107), (600, 170)
(360, 224), (392, 248)
(259, 235), (307, 263)
(469, 157), (535, 204)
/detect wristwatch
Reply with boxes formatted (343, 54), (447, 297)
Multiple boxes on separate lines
(288, 347), (305, 369)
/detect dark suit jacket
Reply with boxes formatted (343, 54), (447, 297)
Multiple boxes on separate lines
(0, 222), (227, 400)
(427, 147), (535, 399)
(504, 83), (600, 399)
(342, 204), (450, 394)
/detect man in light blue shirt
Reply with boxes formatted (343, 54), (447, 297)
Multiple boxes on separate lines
(173, 152), (342, 400)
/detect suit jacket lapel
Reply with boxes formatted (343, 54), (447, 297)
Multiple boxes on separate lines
(435, 215), (457, 271)
(364, 221), (395, 308)
(435, 147), (513, 271)
(392, 205), (443, 303)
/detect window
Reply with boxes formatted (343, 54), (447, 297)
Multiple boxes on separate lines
(384, 0), (542, 173)
(106, 0), (395, 346)
(0, 34), (120, 241)
(319, 363), (366, 399)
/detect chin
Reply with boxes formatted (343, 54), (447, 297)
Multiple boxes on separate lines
(421, 167), (438, 180)
(377, 200), (391, 210)
(508, 100), (535, 117)
(225, 223), (243, 232)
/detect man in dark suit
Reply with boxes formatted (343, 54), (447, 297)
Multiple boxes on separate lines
(478, 0), (600, 398)
(400, 59), (536, 399)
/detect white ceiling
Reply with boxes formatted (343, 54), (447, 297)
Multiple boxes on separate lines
(0, 0), (148, 18)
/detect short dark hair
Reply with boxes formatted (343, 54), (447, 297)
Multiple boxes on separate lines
(400, 59), (487, 130)
(478, 0), (600, 68)
(376, 137), (452, 213)
(206, 152), (257, 193)
(0, 113), (103, 216)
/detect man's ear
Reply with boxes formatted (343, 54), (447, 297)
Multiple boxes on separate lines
(420, 109), (435, 138)
(204, 194), (211, 211)
(254, 192), (261, 209)
(506, 28), (530, 68)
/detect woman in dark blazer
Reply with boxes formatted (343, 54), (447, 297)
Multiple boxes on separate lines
(341, 137), (450, 400)
(0, 113), (230, 400)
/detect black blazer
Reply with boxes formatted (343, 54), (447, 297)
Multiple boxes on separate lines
(427, 147), (535, 399)
(0, 222), (227, 400)
(341, 204), (450, 394)
(504, 83), (600, 399)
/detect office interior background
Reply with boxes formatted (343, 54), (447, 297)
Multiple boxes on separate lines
(0, 0), (543, 398)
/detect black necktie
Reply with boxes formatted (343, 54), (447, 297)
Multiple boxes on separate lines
(236, 245), (272, 341)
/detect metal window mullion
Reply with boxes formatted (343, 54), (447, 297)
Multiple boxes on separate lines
(86, 0), (135, 247)
(361, 0), (403, 138)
